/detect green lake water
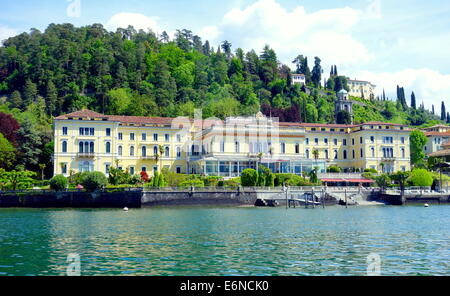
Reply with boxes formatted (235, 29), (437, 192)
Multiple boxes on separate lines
(0, 205), (449, 276)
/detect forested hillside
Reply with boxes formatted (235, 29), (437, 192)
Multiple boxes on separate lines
(0, 23), (448, 175)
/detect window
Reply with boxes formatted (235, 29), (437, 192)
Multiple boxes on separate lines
(106, 128), (111, 137)
(142, 146), (147, 157)
(334, 150), (338, 160)
(177, 147), (182, 158)
(306, 138), (309, 145)
(141, 167), (147, 173)
(90, 128), (95, 136)
(343, 150), (347, 159)
(105, 142), (111, 154)
(315, 138), (319, 145)
(154, 146), (158, 156)
(324, 138), (328, 144)
(370, 136), (374, 143)
(325, 149), (329, 159)
(62, 127), (68, 136)
(62, 141), (68, 153)
(220, 141), (225, 153)
(130, 133), (135, 141)
(61, 163), (67, 175)
(343, 139), (347, 146)
(295, 143), (300, 154)
(153, 166), (158, 173)
(90, 142), (94, 153)
(401, 166), (406, 172)
(401, 137), (405, 144)
(281, 143), (286, 154)
(306, 149), (310, 159)
(165, 147), (170, 157)
(153, 134), (158, 141)
(371, 147), (375, 157)
(352, 150), (355, 159)
(360, 148), (363, 158)
(130, 146), (135, 156)
(334, 139), (338, 146)
(118, 133), (123, 140)
(235, 141), (240, 153)
(130, 167), (135, 176)
(118, 146), (123, 156)
(360, 137), (363, 144)
(105, 164), (110, 174)
(142, 133), (147, 141)
(176, 167), (182, 174)
(401, 147), (405, 158)
(382, 137), (393, 144)
(352, 139), (355, 145)
(177, 134), (181, 142)
(165, 134), (170, 142)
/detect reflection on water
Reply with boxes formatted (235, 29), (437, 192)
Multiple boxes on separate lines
(0, 205), (449, 276)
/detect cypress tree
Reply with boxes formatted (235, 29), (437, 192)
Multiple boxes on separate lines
(441, 101), (446, 121)
(432, 105), (435, 115)
(410, 91), (416, 109)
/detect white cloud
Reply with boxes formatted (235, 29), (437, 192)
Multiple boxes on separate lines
(199, 26), (220, 42)
(356, 68), (450, 114)
(105, 12), (161, 33)
(200, 0), (372, 67)
(0, 26), (19, 44)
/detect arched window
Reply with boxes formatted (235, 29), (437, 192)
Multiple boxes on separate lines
(118, 146), (123, 156)
(154, 146), (158, 156)
(165, 147), (170, 157)
(334, 150), (338, 160)
(343, 150), (347, 159)
(401, 148), (405, 158)
(324, 149), (329, 159)
(62, 141), (68, 153)
(177, 147), (181, 158)
(90, 142), (94, 153)
(142, 146), (147, 157)
(235, 142), (240, 153)
(79, 142), (84, 153)
(305, 149), (310, 159)
(84, 142), (89, 154)
(106, 142), (111, 154)
(130, 146), (135, 156)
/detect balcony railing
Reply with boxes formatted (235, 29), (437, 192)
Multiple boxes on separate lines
(77, 152), (95, 158)
(381, 157), (396, 161)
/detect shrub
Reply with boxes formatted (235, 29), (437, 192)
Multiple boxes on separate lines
(409, 169), (433, 187)
(364, 168), (378, 174)
(202, 176), (221, 187)
(327, 166), (342, 173)
(265, 173), (275, 187)
(178, 179), (205, 188)
(49, 175), (68, 191)
(241, 169), (258, 187)
(81, 172), (108, 192)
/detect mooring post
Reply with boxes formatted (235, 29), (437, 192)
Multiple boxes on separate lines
(322, 188), (325, 209)
(345, 189), (348, 209)
(312, 188), (315, 209)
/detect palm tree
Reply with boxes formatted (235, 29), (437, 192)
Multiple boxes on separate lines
(158, 145), (165, 172)
(312, 150), (319, 164)
(257, 152), (263, 171)
(39, 164), (46, 181)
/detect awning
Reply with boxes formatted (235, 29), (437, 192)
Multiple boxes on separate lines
(321, 178), (375, 183)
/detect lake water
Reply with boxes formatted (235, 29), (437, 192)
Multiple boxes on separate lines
(0, 205), (449, 276)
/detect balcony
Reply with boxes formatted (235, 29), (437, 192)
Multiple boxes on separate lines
(141, 155), (156, 160)
(77, 152), (95, 158)
(381, 157), (396, 162)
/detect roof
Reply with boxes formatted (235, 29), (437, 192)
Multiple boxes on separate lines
(292, 73), (305, 76)
(422, 124), (450, 130)
(55, 109), (176, 125)
(54, 110), (408, 130)
(428, 149), (450, 157)
(424, 131), (450, 137)
(337, 89), (348, 94)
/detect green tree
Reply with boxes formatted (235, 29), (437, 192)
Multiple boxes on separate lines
(375, 174), (391, 193)
(336, 110), (352, 124)
(49, 175), (68, 191)
(410, 130), (428, 166)
(241, 169), (259, 187)
(409, 169), (433, 187)
(311, 57), (323, 87)
(0, 133), (16, 169)
(81, 171), (108, 192)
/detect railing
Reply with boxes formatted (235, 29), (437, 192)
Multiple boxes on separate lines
(77, 152), (95, 158)
(318, 173), (363, 179)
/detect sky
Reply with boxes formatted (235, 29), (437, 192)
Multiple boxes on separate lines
(0, 0), (449, 114)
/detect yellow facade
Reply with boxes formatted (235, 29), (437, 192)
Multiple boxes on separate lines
(53, 110), (411, 177)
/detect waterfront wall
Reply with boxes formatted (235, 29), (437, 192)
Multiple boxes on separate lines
(0, 191), (142, 208)
(380, 193), (450, 205)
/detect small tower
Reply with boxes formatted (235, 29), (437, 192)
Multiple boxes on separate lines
(335, 89), (353, 124)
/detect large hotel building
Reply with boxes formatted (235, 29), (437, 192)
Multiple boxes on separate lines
(53, 109), (411, 178)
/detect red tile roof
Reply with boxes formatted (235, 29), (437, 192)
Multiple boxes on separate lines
(362, 121), (406, 126)
(424, 131), (450, 137)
